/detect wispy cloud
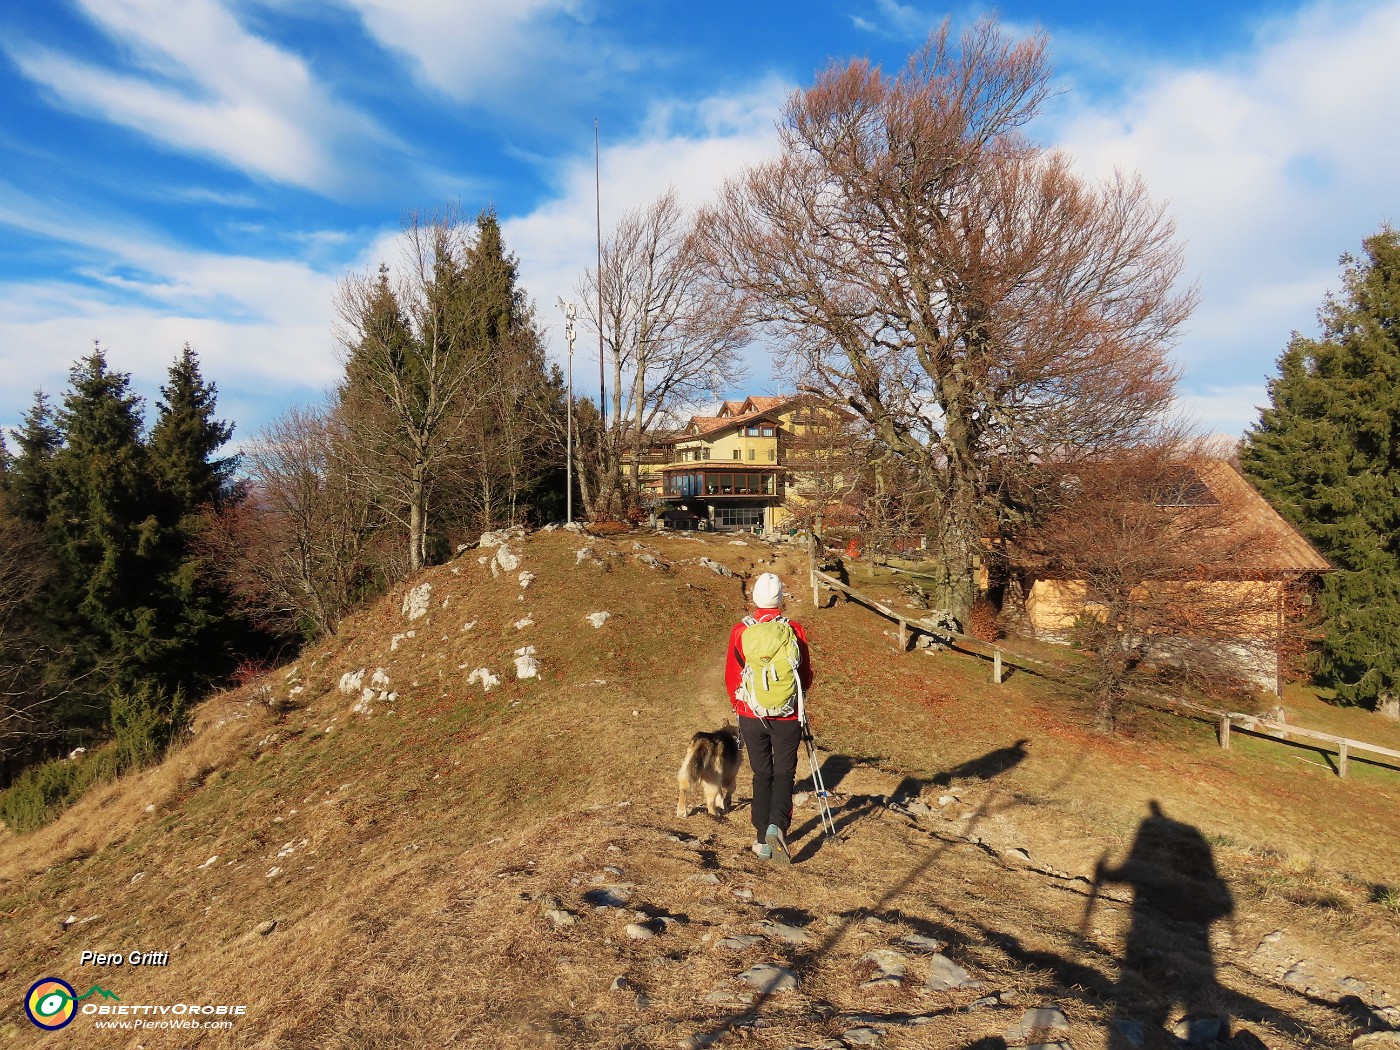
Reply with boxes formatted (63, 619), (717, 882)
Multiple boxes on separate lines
(334, 0), (592, 103)
(5, 0), (393, 194)
(0, 184), (370, 437)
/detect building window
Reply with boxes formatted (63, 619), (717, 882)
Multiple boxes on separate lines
(714, 505), (765, 530)
(748, 448), (755, 461)
(767, 449), (775, 462)
(761, 426), (774, 437)
(732, 449), (741, 460)
(746, 425), (759, 436)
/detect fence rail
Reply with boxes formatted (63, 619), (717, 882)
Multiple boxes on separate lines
(806, 546), (1400, 779)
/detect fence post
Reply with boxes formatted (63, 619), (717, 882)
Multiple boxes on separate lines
(993, 649), (1003, 685)
(1338, 741), (1349, 778)
(1218, 715), (1231, 750)
(898, 619), (908, 652)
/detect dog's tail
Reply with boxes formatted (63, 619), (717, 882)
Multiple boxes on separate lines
(678, 732), (709, 788)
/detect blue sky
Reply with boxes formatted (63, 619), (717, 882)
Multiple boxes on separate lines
(2, 0), (1397, 447)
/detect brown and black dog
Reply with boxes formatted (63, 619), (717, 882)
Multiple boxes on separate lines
(676, 723), (741, 818)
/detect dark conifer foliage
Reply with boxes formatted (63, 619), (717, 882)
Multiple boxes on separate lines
(1, 344), (243, 777)
(1241, 227), (1400, 707)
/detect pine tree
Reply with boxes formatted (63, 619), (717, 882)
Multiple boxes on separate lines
(1241, 227), (1400, 707)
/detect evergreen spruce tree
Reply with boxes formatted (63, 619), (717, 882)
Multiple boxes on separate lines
(148, 344), (242, 687)
(460, 207), (566, 527)
(4, 392), (63, 528)
(49, 349), (169, 695)
(1241, 227), (1400, 707)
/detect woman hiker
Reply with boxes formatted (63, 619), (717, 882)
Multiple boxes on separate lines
(725, 572), (814, 863)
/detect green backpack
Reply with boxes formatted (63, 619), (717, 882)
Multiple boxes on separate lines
(739, 616), (803, 717)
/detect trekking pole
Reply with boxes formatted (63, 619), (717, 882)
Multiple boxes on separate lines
(797, 687), (837, 837)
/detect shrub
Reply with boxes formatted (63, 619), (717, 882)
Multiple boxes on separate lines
(111, 683), (191, 771)
(0, 748), (120, 833)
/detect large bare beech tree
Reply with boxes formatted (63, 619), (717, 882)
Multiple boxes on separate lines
(578, 190), (748, 519)
(695, 20), (1193, 615)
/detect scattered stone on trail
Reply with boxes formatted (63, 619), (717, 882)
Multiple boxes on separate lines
(603, 864), (624, 877)
(402, 582), (432, 621)
(545, 909), (576, 928)
(371, 668), (390, 688)
(925, 954), (980, 991)
(624, 923), (656, 941)
(793, 792), (810, 806)
(514, 646), (539, 680)
(861, 949), (909, 988)
(583, 886), (633, 908)
(265, 866), (282, 879)
(198, 855), (219, 870)
(514, 617), (534, 629)
(390, 631), (415, 652)
(466, 667), (500, 692)
(461, 620), (476, 632)
(901, 933), (944, 953)
(519, 570), (535, 588)
(754, 920), (813, 945)
(1004, 1006), (1071, 1043)
(1355, 1034), (1400, 1047)
(337, 669), (365, 694)
(610, 976), (633, 992)
(727, 539), (748, 546)
(732, 887), (754, 900)
(587, 611), (611, 628)
(636, 552), (668, 570)
(689, 872), (721, 885)
(699, 557), (733, 577)
(1003, 846), (1032, 864)
(576, 546), (605, 568)
(1173, 1016), (1228, 1044)
(494, 545), (521, 573)
(254, 920), (278, 937)
(715, 934), (764, 951)
(842, 1027), (881, 1046)
(737, 963), (798, 993)
(478, 527), (521, 548)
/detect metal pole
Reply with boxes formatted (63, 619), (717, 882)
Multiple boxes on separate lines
(595, 118), (605, 430)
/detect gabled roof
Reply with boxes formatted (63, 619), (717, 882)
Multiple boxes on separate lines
(1196, 461), (1332, 574)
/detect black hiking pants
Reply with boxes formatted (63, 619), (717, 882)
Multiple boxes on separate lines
(738, 715), (803, 839)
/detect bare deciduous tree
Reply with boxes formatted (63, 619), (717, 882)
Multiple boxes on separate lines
(205, 407), (390, 639)
(578, 190), (748, 519)
(695, 20), (1192, 616)
(0, 503), (54, 765)
(1022, 442), (1289, 730)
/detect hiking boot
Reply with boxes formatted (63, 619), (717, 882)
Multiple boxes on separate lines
(765, 824), (791, 865)
(751, 841), (772, 860)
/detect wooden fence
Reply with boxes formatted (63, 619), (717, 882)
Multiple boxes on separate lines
(807, 549), (1400, 780)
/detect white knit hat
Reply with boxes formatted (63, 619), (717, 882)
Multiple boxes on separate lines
(752, 572), (784, 609)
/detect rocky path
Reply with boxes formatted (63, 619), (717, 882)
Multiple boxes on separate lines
(453, 762), (1397, 1050)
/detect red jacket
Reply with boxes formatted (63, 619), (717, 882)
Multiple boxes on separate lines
(725, 608), (814, 720)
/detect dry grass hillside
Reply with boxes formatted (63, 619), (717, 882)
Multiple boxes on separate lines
(2, 527), (1398, 1050)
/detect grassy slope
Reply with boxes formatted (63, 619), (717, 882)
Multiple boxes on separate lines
(1, 529), (1396, 1049)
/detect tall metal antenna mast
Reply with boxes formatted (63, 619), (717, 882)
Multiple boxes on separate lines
(595, 118), (605, 430)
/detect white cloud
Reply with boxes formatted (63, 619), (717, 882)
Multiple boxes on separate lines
(1174, 384), (1270, 442)
(1046, 0), (1400, 419)
(335, 0), (587, 102)
(7, 0), (391, 194)
(501, 80), (789, 395)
